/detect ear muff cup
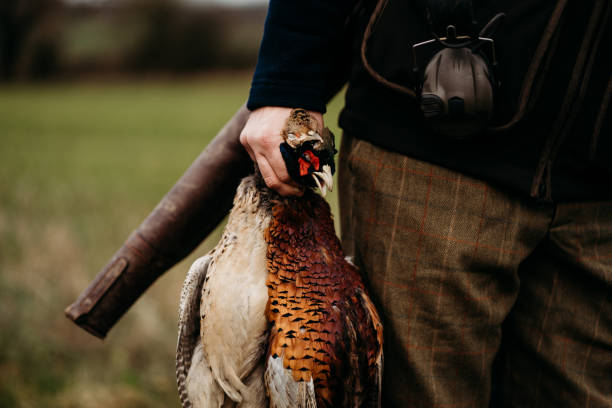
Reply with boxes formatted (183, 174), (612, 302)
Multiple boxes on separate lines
(420, 47), (494, 139)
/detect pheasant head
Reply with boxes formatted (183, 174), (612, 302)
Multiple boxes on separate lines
(279, 109), (336, 196)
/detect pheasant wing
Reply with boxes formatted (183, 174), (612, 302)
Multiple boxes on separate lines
(342, 287), (383, 408)
(176, 254), (212, 408)
(357, 288), (383, 408)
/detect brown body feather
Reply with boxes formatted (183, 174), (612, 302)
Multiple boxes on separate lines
(265, 190), (383, 407)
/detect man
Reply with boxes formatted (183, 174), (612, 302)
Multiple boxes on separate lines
(240, 0), (612, 406)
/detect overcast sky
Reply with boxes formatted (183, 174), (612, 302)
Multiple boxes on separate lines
(67, 0), (267, 5)
(195, 0), (267, 4)
(184, 0), (267, 5)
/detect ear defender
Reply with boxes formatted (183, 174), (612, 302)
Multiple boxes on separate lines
(412, 13), (505, 139)
(419, 45), (494, 139)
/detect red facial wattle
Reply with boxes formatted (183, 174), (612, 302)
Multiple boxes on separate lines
(298, 158), (310, 177)
(298, 150), (320, 177)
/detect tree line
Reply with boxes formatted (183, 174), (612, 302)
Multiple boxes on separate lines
(0, 0), (267, 80)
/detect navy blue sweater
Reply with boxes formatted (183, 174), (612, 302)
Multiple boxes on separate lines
(248, 0), (356, 113)
(248, 0), (612, 201)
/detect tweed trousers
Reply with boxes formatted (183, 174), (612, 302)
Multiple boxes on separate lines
(338, 134), (612, 407)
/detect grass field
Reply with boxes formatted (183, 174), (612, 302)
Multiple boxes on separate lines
(0, 73), (345, 407)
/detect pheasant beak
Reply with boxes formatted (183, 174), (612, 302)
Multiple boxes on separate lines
(311, 164), (333, 197)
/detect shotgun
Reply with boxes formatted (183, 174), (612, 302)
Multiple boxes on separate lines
(65, 104), (251, 339)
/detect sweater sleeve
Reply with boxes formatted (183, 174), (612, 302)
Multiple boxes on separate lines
(247, 0), (358, 114)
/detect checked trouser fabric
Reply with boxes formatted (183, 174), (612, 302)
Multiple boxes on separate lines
(338, 134), (612, 407)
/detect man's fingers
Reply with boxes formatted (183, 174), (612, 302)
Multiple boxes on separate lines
(241, 122), (296, 187)
(257, 156), (304, 197)
(239, 106), (324, 197)
(239, 130), (256, 162)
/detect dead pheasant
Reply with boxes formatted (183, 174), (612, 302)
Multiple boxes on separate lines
(176, 109), (383, 408)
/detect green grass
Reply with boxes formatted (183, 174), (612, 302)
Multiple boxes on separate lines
(0, 74), (345, 407)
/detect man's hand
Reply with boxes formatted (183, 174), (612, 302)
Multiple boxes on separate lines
(240, 106), (324, 197)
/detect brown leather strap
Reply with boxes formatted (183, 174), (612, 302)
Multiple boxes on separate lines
(589, 73), (612, 160)
(530, 0), (610, 199)
(489, 0), (568, 132)
(360, 0), (417, 97)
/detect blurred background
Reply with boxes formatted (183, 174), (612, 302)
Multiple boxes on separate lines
(0, 0), (344, 406)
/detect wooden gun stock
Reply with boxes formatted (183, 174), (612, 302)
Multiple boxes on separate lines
(65, 104), (251, 339)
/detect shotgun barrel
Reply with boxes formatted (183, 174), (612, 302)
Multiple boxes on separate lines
(65, 104), (251, 339)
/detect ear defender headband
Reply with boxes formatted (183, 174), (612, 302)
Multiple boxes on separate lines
(360, 0), (505, 139)
(412, 11), (505, 139)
